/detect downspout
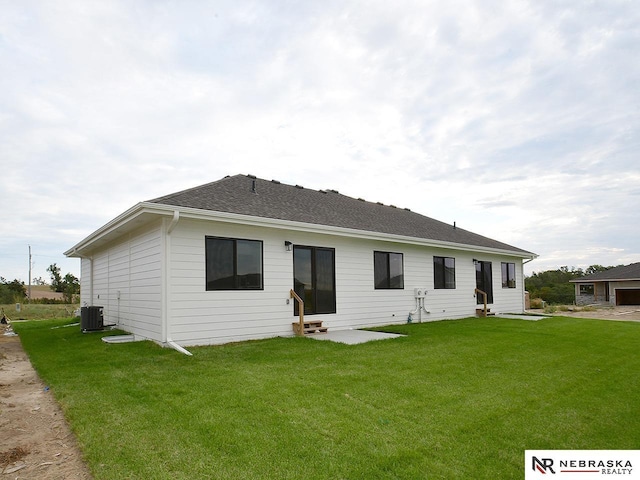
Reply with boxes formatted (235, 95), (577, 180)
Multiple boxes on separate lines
(522, 257), (535, 312)
(163, 210), (193, 356)
(73, 249), (93, 307)
(90, 256), (94, 306)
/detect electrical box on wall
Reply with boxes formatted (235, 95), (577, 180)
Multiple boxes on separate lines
(414, 288), (427, 298)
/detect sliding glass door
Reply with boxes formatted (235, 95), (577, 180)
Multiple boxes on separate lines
(293, 245), (336, 315)
(475, 261), (493, 304)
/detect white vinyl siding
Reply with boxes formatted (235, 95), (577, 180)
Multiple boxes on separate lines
(165, 219), (527, 346)
(167, 219), (292, 345)
(80, 257), (92, 306)
(81, 222), (163, 341)
(79, 214), (528, 347)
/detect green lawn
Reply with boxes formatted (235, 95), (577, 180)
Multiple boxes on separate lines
(14, 317), (640, 479)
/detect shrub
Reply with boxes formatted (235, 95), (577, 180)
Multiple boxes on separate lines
(0, 278), (26, 304)
(530, 298), (544, 309)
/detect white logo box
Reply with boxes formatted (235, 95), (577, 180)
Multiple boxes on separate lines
(525, 450), (639, 479)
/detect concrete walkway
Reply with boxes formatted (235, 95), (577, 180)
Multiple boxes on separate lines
(308, 329), (405, 345)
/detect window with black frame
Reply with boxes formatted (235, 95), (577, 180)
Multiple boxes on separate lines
(475, 260), (493, 304)
(205, 237), (263, 290)
(579, 284), (594, 295)
(293, 245), (336, 315)
(501, 262), (516, 288)
(374, 251), (404, 289)
(434, 256), (456, 289)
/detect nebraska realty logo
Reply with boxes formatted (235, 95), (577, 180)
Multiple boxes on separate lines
(525, 451), (639, 479)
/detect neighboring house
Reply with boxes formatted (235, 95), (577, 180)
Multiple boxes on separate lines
(64, 174), (536, 347)
(570, 263), (640, 306)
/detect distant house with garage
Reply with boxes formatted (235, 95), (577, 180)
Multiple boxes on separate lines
(64, 174), (536, 348)
(570, 262), (640, 306)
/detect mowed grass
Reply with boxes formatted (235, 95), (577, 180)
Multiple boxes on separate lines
(14, 317), (640, 479)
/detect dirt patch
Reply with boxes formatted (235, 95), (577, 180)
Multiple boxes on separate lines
(25, 286), (64, 301)
(528, 306), (640, 322)
(0, 323), (91, 479)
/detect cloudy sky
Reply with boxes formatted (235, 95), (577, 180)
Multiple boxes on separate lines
(1, 0), (638, 283)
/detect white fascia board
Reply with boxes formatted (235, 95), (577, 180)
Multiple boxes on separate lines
(161, 203), (537, 260)
(63, 203), (175, 257)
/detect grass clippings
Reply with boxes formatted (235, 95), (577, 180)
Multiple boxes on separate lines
(0, 446), (29, 469)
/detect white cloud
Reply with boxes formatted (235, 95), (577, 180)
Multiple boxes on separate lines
(0, 0), (638, 282)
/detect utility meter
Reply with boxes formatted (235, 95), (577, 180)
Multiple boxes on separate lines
(414, 288), (427, 298)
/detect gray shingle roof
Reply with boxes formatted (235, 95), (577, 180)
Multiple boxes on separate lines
(149, 174), (534, 256)
(571, 263), (640, 282)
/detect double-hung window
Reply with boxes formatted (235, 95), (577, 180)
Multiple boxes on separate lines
(501, 262), (516, 288)
(434, 256), (456, 289)
(374, 251), (404, 289)
(205, 237), (263, 290)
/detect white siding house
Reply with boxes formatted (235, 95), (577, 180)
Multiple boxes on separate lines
(65, 174), (536, 347)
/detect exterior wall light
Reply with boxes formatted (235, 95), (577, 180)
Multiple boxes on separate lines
(284, 241), (293, 251)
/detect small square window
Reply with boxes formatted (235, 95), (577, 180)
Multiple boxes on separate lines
(374, 251), (404, 289)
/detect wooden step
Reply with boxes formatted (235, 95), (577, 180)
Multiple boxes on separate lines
(476, 308), (495, 317)
(303, 321), (323, 327)
(292, 321), (328, 335)
(303, 327), (328, 334)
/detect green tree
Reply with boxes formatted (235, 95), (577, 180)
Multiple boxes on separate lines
(585, 265), (613, 276)
(47, 264), (80, 302)
(525, 266), (583, 304)
(525, 264), (620, 305)
(61, 273), (80, 303)
(47, 263), (63, 292)
(0, 277), (26, 303)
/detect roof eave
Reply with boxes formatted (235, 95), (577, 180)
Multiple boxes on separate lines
(65, 201), (537, 260)
(169, 204), (537, 259)
(570, 277), (640, 283)
(64, 202), (176, 257)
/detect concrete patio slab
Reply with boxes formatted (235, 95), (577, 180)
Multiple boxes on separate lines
(308, 329), (405, 345)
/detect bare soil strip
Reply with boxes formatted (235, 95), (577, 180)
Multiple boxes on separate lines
(0, 323), (91, 479)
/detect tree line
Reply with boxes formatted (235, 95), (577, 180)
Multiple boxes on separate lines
(0, 263), (79, 304)
(525, 265), (620, 305)
(2, 262), (622, 306)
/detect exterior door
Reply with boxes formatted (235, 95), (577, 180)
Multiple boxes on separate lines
(475, 261), (493, 304)
(293, 245), (336, 315)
